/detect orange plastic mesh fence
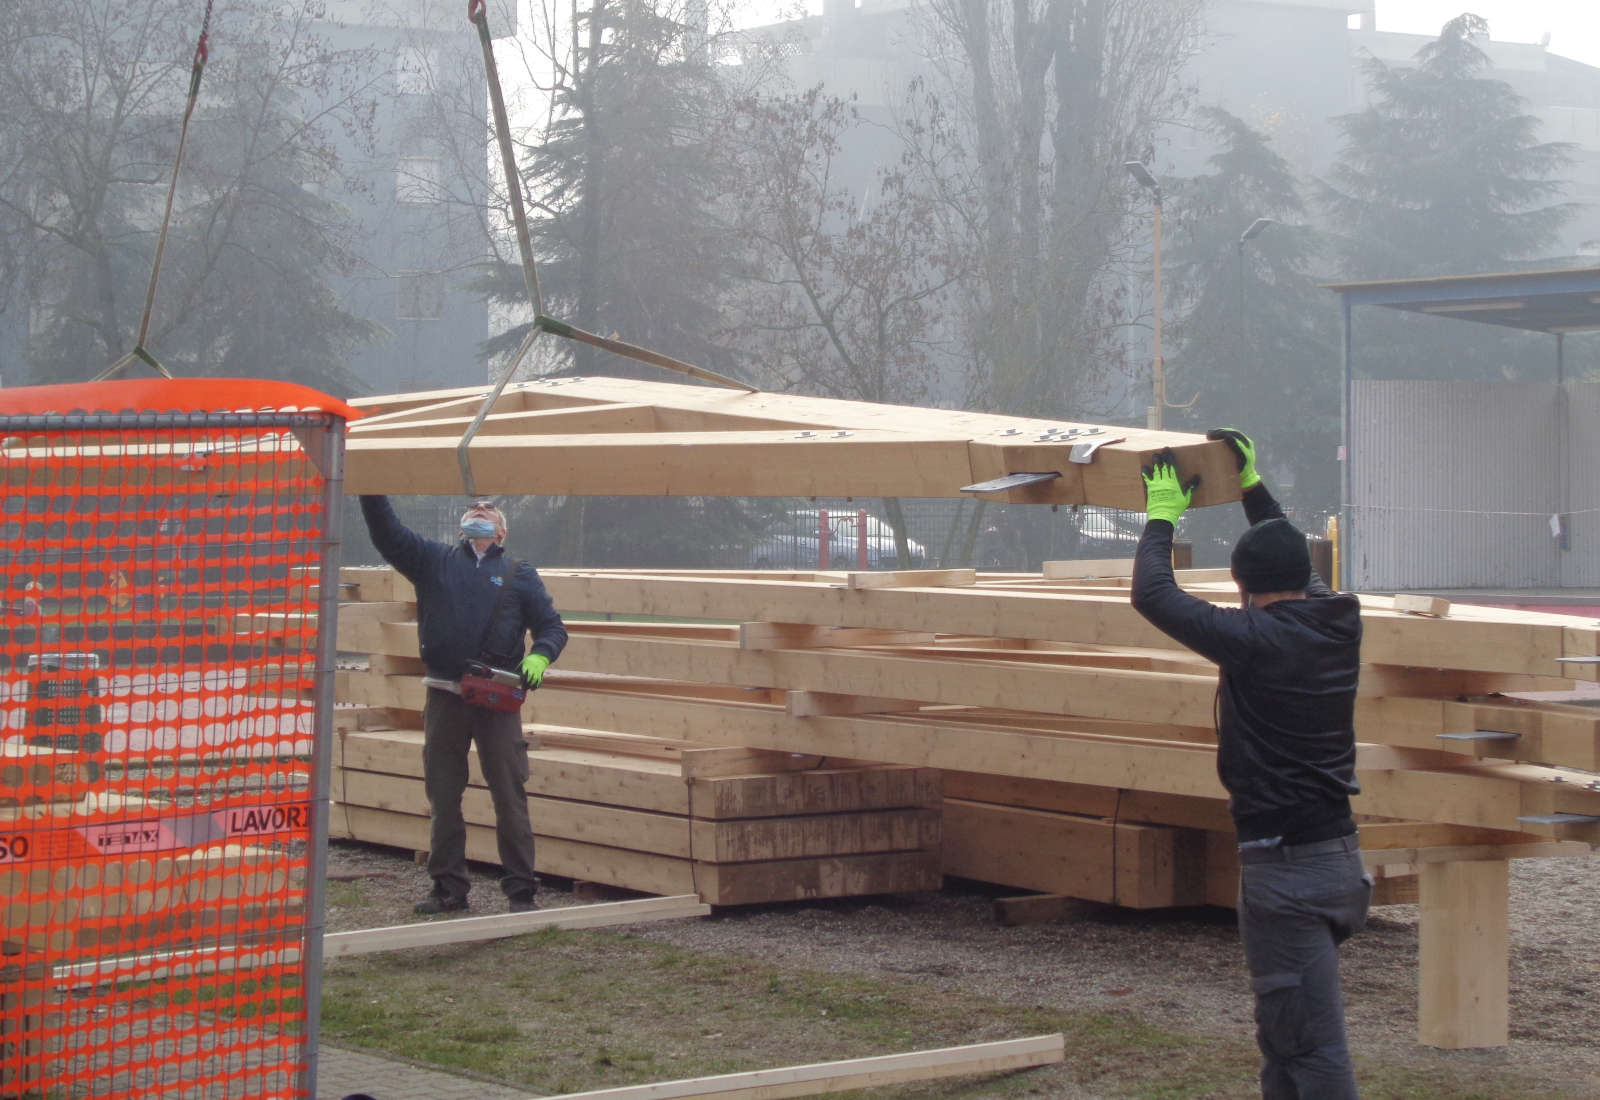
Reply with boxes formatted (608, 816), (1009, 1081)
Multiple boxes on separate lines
(0, 392), (348, 1099)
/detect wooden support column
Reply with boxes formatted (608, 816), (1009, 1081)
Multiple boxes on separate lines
(1418, 858), (1509, 1048)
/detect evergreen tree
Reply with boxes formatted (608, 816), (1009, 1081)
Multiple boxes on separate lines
(1166, 108), (1339, 535)
(1324, 14), (1574, 281)
(482, 0), (734, 381)
(1320, 14), (1576, 383)
(479, 0), (751, 566)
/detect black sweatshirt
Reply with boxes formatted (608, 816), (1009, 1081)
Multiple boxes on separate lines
(1130, 484), (1362, 844)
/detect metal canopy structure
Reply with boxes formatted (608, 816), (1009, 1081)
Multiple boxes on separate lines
(1324, 264), (1600, 337)
(1323, 265), (1600, 585)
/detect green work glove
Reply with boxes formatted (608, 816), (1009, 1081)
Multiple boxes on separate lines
(520, 653), (551, 691)
(1141, 448), (1201, 527)
(1206, 427), (1261, 490)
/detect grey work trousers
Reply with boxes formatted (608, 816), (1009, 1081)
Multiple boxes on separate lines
(1237, 833), (1372, 1100)
(421, 687), (538, 903)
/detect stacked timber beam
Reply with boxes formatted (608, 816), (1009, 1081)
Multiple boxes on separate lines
(333, 563), (1600, 1049)
(332, 568), (943, 906)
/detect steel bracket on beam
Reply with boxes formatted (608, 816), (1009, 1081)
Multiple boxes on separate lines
(1515, 813), (1600, 826)
(960, 472), (1061, 494)
(1437, 731), (1521, 742)
(1069, 436), (1124, 464)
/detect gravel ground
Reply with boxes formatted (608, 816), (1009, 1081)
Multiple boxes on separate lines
(323, 839), (1600, 1094)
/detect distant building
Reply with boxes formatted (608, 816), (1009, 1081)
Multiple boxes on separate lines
(317, 0), (515, 397)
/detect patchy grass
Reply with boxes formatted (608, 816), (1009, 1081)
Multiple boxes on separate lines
(319, 927), (1570, 1099)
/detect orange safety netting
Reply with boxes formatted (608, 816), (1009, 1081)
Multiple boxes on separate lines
(1, 379), (346, 1099)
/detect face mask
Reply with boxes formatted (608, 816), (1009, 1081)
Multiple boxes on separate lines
(460, 519), (498, 539)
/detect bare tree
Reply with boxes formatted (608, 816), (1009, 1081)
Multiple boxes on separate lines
(720, 86), (965, 407)
(0, 0), (383, 389)
(917, 0), (1203, 419)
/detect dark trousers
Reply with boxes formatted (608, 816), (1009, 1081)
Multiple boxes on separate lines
(1237, 834), (1371, 1100)
(421, 687), (538, 902)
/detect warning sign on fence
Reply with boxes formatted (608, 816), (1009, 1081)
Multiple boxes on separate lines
(0, 379), (353, 1099)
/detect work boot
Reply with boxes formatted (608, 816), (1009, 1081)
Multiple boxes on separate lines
(413, 891), (468, 916)
(507, 892), (538, 913)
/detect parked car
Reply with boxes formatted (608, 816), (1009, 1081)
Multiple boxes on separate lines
(746, 510), (928, 569)
(1073, 507), (1143, 555)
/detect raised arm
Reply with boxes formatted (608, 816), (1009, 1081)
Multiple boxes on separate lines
(359, 495), (441, 584)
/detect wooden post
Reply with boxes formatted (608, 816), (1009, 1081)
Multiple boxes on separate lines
(1418, 859), (1509, 1048)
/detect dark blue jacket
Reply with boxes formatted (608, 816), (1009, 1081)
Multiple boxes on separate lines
(359, 496), (567, 680)
(1131, 483), (1361, 844)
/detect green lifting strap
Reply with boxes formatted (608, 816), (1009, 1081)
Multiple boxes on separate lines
(456, 0), (755, 500)
(95, 0), (215, 383)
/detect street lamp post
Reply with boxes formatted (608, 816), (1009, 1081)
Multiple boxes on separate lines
(1237, 217), (1275, 339)
(1124, 161), (1164, 429)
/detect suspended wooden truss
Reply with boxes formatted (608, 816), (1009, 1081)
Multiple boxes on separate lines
(343, 377), (1243, 508)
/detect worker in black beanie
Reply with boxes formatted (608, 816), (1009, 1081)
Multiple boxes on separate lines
(1131, 428), (1370, 1100)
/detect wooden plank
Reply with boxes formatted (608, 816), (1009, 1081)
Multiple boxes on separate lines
(351, 402), (664, 439)
(338, 568), (416, 604)
(544, 1034), (1066, 1100)
(340, 725), (944, 821)
(1366, 841), (1589, 867)
(553, 630), (1221, 727)
(345, 768), (940, 864)
(738, 623), (936, 650)
(941, 799), (1206, 908)
(338, 620), (419, 662)
(540, 661), (1600, 775)
(1419, 860), (1509, 1049)
(323, 895), (710, 958)
(350, 429), (991, 500)
(337, 770), (695, 857)
(1394, 594), (1451, 617)
(786, 691), (924, 718)
(846, 569), (977, 589)
(538, 835), (699, 896)
(337, 728), (693, 814)
(535, 570), (1594, 680)
(696, 850), (943, 906)
(1041, 558), (1133, 580)
(534, 682), (1600, 835)
(333, 807), (702, 896)
(941, 771), (1234, 831)
(532, 684), (1226, 800)
(368, 653), (426, 677)
(688, 767), (943, 820)
(688, 808), (940, 862)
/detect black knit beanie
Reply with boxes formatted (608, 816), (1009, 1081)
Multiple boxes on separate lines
(1231, 517), (1311, 594)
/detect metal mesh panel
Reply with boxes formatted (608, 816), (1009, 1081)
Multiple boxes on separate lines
(1350, 381), (1560, 590)
(0, 409), (343, 1099)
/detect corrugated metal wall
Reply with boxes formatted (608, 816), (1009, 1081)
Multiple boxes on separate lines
(1349, 381), (1565, 590)
(1562, 383), (1600, 587)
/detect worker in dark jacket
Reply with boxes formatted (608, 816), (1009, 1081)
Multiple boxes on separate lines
(1130, 429), (1370, 1100)
(360, 495), (568, 915)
